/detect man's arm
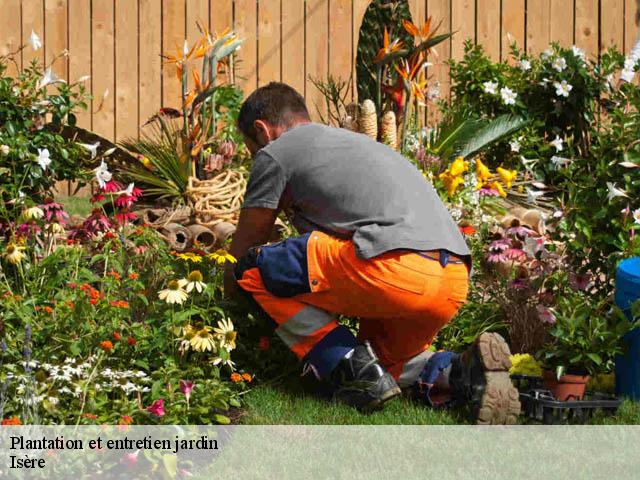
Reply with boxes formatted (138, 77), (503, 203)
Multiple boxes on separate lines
(223, 207), (279, 299)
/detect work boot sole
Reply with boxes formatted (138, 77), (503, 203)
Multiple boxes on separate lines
(362, 384), (402, 412)
(474, 333), (521, 425)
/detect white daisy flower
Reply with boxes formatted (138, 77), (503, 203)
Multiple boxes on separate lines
(483, 81), (498, 94)
(554, 80), (573, 97)
(500, 87), (517, 105)
(178, 270), (207, 293)
(158, 280), (189, 305)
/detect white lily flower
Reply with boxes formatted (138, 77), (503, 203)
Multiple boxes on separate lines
(29, 30), (42, 51)
(95, 159), (112, 188)
(621, 69), (636, 83)
(37, 148), (51, 170)
(37, 67), (65, 89)
(554, 80), (573, 97)
(483, 81), (498, 94)
(526, 188), (545, 204)
(550, 135), (564, 152)
(500, 87), (517, 105)
(79, 141), (100, 159)
(551, 156), (572, 169)
(606, 182), (628, 201)
(519, 59), (531, 71)
(620, 160), (639, 168)
(103, 147), (116, 156)
(633, 209), (640, 225)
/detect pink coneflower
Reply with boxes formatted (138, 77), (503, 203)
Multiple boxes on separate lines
(90, 192), (105, 203)
(16, 222), (41, 239)
(486, 238), (511, 263)
(536, 304), (557, 325)
(218, 140), (236, 159)
(40, 200), (69, 224)
(569, 272), (592, 291)
(146, 399), (165, 417)
(506, 225), (535, 238)
(82, 209), (112, 235)
(115, 210), (137, 225)
(102, 180), (122, 193)
(478, 186), (500, 197)
(503, 248), (527, 262)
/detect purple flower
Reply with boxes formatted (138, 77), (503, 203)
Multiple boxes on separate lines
(179, 380), (194, 402)
(503, 248), (527, 262)
(82, 209), (112, 236)
(510, 277), (529, 289)
(478, 186), (500, 197)
(506, 225), (535, 238)
(569, 272), (592, 291)
(16, 222), (41, 239)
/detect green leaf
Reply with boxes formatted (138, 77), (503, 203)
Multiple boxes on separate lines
(586, 353), (602, 365)
(454, 114), (530, 159)
(214, 414), (231, 425)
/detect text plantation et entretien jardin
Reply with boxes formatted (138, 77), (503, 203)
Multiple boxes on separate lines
(8, 435), (219, 469)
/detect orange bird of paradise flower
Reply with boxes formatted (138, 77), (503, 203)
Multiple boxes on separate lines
(374, 28), (404, 63)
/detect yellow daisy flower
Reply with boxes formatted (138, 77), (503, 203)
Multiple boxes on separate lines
(213, 318), (237, 352)
(4, 244), (26, 264)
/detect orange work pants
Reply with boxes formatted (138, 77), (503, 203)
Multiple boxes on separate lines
(237, 231), (469, 386)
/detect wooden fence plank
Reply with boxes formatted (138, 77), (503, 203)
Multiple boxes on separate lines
(477, 0), (501, 60)
(139, 0), (162, 131)
(22, 0), (45, 68)
(352, 0), (370, 102)
(575, 0), (599, 59)
(258, 0), (281, 85)
(211, 0), (233, 34)
(451, 0), (475, 60)
(601, 0), (624, 51)
(44, 0), (67, 81)
(281, 0), (306, 96)
(427, 0), (451, 125)
(502, 0), (525, 60)
(329, 0), (353, 85)
(92, 0), (115, 140)
(68, 0), (91, 129)
(115, 0), (138, 141)
(409, 0), (426, 24)
(305, 0), (329, 121)
(186, 0), (209, 92)
(162, 0), (185, 109)
(549, 0), (574, 47)
(526, 0), (551, 54)
(235, 0), (258, 94)
(626, 0), (640, 53)
(0, 0), (23, 76)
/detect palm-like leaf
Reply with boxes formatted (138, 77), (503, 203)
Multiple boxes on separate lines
(453, 114), (529, 159)
(433, 114), (528, 161)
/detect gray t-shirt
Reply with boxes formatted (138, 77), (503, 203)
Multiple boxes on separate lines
(242, 123), (470, 260)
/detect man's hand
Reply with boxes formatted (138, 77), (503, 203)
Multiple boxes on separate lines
(224, 207), (279, 300)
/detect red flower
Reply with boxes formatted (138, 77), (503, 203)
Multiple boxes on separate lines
(102, 180), (122, 193)
(258, 336), (270, 351)
(146, 399), (165, 417)
(99, 340), (113, 352)
(68, 282), (77, 289)
(115, 211), (137, 225)
(128, 272), (139, 280)
(127, 336), (137, 346)
(119, 415), (133, 425)
(242, 373), (253, 382)
(459, 225), (476, 235)
(179, 380), (194, 402)
(107, 270), (122, 280)
(113, 332), (122, 341)
(104, 231), (116, 239)
(43, 306), (53, 314)
(1, 416), (21, 426)
(230, 373), (243, 383)
(90, 192), (105, 203)
(82, 413), (98, 420)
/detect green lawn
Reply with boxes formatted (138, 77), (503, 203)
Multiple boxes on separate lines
(240, 380), (640, 425)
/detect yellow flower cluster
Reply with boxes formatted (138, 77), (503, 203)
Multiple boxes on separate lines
(476, 159), (518, 198)
(509, 353), (542, 377)
(438, 157), (469, 197)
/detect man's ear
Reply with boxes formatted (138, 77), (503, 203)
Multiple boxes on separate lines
(253, 119), (272, 145)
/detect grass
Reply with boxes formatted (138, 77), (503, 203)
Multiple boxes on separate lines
(240, 379), (640, 425)
(57, 194), (93, 218)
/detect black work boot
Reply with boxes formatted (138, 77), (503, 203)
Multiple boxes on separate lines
(330, 342), (401, 411)
(450, 332), (521, 424)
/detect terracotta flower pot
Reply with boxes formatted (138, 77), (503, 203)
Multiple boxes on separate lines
(543, 369), (590, 401)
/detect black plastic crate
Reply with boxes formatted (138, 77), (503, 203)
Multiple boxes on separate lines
(519, 388), (622, 424)
(510, 374), (543, 392)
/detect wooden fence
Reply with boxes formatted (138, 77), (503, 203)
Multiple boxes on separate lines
(0, 0), (638, 141)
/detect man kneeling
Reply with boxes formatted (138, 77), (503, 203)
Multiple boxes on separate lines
(223, 82), (520, 424)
